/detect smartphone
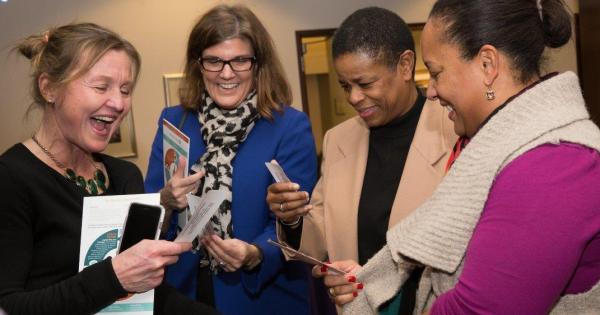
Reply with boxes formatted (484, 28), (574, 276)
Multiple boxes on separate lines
(117, 203), (165, 253)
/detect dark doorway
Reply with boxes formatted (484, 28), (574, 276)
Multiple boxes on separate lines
(577, 0), (600, 125)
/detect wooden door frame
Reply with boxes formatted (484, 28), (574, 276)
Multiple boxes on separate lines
(575, 13), (582, 83)
(295, 28), (337, 116)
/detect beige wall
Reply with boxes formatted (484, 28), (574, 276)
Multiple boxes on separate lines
(0, 0), (579, 175)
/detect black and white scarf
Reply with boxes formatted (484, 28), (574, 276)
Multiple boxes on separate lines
(189, 91), (259, 267)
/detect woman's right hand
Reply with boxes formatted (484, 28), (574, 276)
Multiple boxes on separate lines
(266, 182), (312, 224)
(112, 240), (192, 293)
(160, 156), (204, 211)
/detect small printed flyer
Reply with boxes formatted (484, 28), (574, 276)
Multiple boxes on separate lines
(79, 193), (160, 315)
(265, 160), (291, 183)
(162, 119), (190, 184)
(175, 190), (226, 243)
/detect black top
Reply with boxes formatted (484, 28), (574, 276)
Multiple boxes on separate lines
(283, 92), (427, 257)
(357, 92), (425, 265)
(0, 144), (219, 315)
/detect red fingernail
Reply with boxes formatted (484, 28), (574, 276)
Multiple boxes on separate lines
(347, 275), (356, 283)
(357, 283), (364, 290)
(320, 265), (328, 272)
(353, 291), (358, 297)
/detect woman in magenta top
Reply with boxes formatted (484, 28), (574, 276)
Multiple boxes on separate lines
(325, 0), (600, 314)
(431, 142), (600, 314)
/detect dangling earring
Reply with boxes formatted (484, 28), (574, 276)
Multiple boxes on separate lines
(485, 85), (495, 101)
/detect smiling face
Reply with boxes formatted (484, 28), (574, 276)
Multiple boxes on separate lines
(201, 37), (255, 110)
(44, 49), (134, 153)
(421, 20), (484, 137)
(334, 52), (415, 128)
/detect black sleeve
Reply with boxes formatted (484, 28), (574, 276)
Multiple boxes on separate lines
(0, 162), (127, 315)
(123, 163), (144, 194)
(155, 283), (221, 315)
(281, 219), (303, 250)
(106, 157), (145, 194)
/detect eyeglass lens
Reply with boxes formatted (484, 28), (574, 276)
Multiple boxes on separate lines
(200, 57), (255, 72)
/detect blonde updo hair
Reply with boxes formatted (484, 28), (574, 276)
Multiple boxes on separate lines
(16, 22), (141, 113)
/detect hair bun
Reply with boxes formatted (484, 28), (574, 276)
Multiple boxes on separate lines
(16, 34), (46, 60)
(541, 0), (572, 48)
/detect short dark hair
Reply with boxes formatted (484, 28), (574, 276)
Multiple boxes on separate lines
(182, 4), (291, 120)
(429, 0), (572, 83)
(332, 7), (415, 70)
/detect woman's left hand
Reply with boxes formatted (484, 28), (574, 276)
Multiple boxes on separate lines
(201, 234), (262, 272)
(312, 260), (363, 306)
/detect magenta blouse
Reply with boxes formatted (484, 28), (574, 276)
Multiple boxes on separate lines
(431, 142), (600, 314)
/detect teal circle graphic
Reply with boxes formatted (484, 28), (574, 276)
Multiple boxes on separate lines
(84, 228), (119, 266)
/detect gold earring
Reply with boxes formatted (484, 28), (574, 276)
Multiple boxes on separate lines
(485, 85), (495, 101)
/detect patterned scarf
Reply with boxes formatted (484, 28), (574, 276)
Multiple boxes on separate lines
(189, 91), (259, 267)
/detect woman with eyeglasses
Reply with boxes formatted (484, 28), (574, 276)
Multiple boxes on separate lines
(144, 4), (317, 315)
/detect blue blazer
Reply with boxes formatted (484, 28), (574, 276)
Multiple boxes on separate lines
(145, 105), (318, 315)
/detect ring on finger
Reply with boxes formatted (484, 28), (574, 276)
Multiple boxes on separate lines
(328, 288), (336, 297)
(279, 202), (286, 212)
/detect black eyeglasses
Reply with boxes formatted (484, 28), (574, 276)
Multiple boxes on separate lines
(197, 56), (256, 72)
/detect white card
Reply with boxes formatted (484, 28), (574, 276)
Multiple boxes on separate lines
(265, 160), (291, 183)
(175, 190), (226, 242)
(79, 193), (160, 314)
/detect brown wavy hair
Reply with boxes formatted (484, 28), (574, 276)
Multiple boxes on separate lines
(15, 22), (141, 115)
(181, 4), (291, 119)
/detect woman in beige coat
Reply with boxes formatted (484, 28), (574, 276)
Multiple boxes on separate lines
(266, 7), (456, 313)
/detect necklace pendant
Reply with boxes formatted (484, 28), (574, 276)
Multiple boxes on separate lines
(95, 169), (107, 191)
(76, 175), (87, 189)
(66, 168), (77, 181)
(87, 179), (99, 195)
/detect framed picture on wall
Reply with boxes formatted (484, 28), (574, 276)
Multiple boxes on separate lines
(163, 73), (185, 107)
(104, 111), (137, 158)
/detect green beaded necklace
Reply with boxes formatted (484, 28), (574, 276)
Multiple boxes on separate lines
(32, 135), (107, 195)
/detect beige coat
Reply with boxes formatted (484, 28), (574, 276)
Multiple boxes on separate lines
(278, 99), (457, 263)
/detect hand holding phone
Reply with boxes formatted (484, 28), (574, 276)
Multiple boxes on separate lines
(118, 203), (165, 253)
(112, 240), (192, 293)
